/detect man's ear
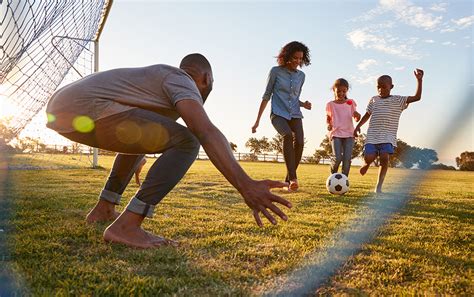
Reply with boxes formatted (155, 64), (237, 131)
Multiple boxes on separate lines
(204, 72), (212, 85)
(391, 84), (394, 89)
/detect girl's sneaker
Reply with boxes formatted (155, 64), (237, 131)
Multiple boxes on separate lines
(288, 180), (299, 192)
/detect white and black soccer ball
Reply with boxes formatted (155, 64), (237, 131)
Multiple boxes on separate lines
(326, 173), (349, 195)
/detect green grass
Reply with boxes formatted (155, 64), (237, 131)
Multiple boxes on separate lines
(2, 156), (473, 295)
(6, 152), (95, 169)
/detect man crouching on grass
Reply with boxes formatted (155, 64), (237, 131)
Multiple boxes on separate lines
(45, 53), (292, 248)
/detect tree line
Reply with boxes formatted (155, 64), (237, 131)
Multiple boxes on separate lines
(1, 117), (472, 170)
(240, 133), (471, 170)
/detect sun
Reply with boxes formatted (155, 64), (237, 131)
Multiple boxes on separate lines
(0, 84), (19, 119)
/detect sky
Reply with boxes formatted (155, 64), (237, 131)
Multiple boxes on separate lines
(11, 0), (474, 166)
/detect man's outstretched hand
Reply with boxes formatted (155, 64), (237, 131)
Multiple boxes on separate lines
(240, 179), (292, 227)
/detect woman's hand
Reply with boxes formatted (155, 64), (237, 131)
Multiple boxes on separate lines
(252, 122), (259, 133)
(301, 100), (312, 110)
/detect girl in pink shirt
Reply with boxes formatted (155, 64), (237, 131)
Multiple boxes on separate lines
(326, 78), (361, 176)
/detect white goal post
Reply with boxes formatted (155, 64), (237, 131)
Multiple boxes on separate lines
(1, 0), (113, 168)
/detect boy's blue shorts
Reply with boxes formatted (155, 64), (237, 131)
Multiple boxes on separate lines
(364, 143), (394, 155)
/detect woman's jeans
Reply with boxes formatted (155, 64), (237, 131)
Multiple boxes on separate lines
(331, 137), (354, 176)
(271, 115), (304, 182)
(59, 108), (200, 218)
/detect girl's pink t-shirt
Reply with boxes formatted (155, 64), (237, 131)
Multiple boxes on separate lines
(326, 99), (357, 139)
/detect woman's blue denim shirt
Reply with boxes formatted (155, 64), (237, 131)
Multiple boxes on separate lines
(262, 66), (305, 120)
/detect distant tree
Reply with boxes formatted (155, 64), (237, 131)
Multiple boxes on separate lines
(229, 142), (237, 152)
(312, 149), (329, 164)
(245, 137), (261, 155)
(391, 139), (438, 169)
(0, 117), (17, 152)
(415, 148), (438, 169)
(15, 137), (35, 153)
(456, 151), (474, 171)
(15, 136), (45, 153)
(242, 153), (259, 162)
(315, 136), (332, 165)
(429, 163), (456, 170)
(304, 150), (321, 164)
(270, 134), (284, 160)
(245, 136), (271, 156)
(392, 139), (414, 168)
(71, 142), (81, 154)
(320, 135), (331, 154)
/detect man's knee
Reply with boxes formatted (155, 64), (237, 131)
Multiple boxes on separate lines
(176, 130), (200, 155)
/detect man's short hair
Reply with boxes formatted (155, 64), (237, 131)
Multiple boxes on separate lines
(180, 53), (211, 71)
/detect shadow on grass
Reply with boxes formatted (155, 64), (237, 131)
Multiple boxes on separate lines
(405, 197), (474, 221)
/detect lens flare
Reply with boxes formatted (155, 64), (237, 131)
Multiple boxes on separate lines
(115, 120), (142, 144)
(46, 113), (56, 123)
(139, 122), (169, 152)
(72, 116), (95, 133)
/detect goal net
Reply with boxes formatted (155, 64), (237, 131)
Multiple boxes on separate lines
(1, 0), (113, 169)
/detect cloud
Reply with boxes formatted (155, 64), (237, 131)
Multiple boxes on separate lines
(439, 15), (474, 33)
(407, 37), (419, 44)
(452, 15), (474, 28)
(357, 59), (377, 70)
(379, 0), (443, 30)
(442, 41), (456, 46)
(350, 0), (444, 30)
(440, 28), (455, 33)
(351, 74), (378, 85)
(394, 66), (405, 71)
(430, 3), (448, 12)
(424, 39), (435, 43)
(347, 29), (421, 60)
(349, 6), (385, 22)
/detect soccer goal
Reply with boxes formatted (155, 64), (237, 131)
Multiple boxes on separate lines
(1, 0), (113, 169)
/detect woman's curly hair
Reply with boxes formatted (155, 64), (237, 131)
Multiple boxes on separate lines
(277, 41), (311, 67)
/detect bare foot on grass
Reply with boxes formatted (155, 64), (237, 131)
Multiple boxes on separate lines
(86, 201), (120, 224)
(103, 225), (178, 249)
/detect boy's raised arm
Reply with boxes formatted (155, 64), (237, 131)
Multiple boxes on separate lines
(407, 68), (424, 104)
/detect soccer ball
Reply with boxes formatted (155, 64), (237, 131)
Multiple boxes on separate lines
(326, 173), (349, 195)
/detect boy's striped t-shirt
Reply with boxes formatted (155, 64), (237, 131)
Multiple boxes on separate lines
(365, 95), (408, 146)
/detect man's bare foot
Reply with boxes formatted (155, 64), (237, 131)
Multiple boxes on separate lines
(374, 188), (383, 194)
(86, 200), (120, 224)
(103, 224), (178, 249)
(360, 164), (370, 176)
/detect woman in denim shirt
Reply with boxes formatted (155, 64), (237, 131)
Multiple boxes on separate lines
(252, 41), (312, 191)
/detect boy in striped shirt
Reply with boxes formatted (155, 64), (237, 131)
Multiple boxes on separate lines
(354, 69), (424, 193)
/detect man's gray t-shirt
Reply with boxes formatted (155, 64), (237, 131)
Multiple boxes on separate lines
(46, 64), (203, 133)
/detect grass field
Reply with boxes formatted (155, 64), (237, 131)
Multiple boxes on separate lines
(1, 156), (473, 295)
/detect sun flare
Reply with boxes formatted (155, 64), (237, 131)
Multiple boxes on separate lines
(0, 84), (19, 119)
